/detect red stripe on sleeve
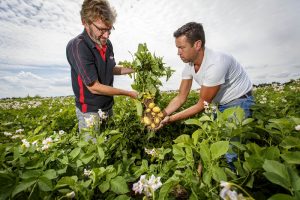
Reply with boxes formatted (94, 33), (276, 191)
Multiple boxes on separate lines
(78, 75), (87, 112)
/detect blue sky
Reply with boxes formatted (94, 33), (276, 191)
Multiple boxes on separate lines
(0, 0), (299, 98)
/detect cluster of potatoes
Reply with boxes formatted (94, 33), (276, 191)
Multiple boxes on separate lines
(141, 101), (164, 130)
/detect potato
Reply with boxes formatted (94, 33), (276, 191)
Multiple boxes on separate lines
(143, 116), (151, 125)
(152, 106), (161, 113)
(148, 102), (155, 109)
(145, 108), (151, 113)
(157, 112), (164, 118)
(154, 117), (160, 124)
(151, 123), (156, 128)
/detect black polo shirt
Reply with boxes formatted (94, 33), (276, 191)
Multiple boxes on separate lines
(66, 30), (116, 113)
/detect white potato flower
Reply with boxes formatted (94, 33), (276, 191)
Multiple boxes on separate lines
(83, 169), (92, 177)
(66, 191), (75, 198)
(21, 139), (30, 148)
(132, 174), (162, 197)
(3, 132), (12, 136)
(98, 109), (108, 120)
(59, 130), (65, 135)
(15, 129), (24, 133)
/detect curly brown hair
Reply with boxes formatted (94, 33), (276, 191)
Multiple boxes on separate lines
(80, 0), (117, 26)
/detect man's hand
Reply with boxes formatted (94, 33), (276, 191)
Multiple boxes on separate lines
(128, 91), (138, 99)
(155, 115), (170, 130)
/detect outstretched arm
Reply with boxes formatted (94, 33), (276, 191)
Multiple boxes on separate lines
(161, 84), (220, 125)
(163, 79), (193, 116)
(86, 80), (138, 99)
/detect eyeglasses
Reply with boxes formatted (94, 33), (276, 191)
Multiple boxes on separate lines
(91, 22), (114, 35)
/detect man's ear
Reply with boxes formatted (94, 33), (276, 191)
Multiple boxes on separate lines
(195, 40), (202, 50)
(82, 18), (86, 26)
(82, 19), (89, 30)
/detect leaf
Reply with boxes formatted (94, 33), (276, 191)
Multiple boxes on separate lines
(55, 176), (78, 188)
(242, 118), (254, 126)
(133, 160), (149, 178)
(76, 159), (83, 168)
(0, 173), (14, 198)
(185, 146), (194, 166)
(294, 180), (300, 193)
(134, 100), (143, 116)
(185, 119), (201, 126)
(263, 172), (291, 191)
(198, 115), (212, 122)
(210, 141), (229, 160)
(12, 178), (37, 197)
(263, 160), (291, 191)
(230, 141), (246, 151)
(97, 146), (105, 162)
(99, 180), (110, 193)
(192, 129), (201, 146)
(158, 175), (180, 200)
(77, 140), (89, 147)
(199, 141), (211, 164)
(59, 156), (68, 165)
(57, 166), (67, 175)
(281, 151), (300, 164)
(280, 136), (300, 150)
(202, 171), (212, 186)
(38, 176), (53, 191)
(234, 107), (245, 123)
(268, 194), (295, 200)
(69, 147), (81, 160)
(245, 155), (264, 169)
(263, 160), (289, 180)
(81, 153), (94, 164)
(262, 146), (280, 160)
(172, 144), (186, 161)
(211, 166), (227, 182)
(221, 107), (236, 119)
(42, 169), (57, 180)
(245, 174), (255, 188)
(82, 180), (92, 188)
(21, 169), (42, 179)
(33, 125), (43, 134)
(110, 176), (129, 194)
(173, 134), (192, 144)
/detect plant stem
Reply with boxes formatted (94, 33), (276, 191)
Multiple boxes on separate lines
(231, 182), (255, 200)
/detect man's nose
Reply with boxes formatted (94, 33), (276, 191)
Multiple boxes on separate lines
(102, 31), (110, 38)
(177, 49), (181, 55)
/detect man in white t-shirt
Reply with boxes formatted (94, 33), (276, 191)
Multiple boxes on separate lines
(159, 22), (254, 128)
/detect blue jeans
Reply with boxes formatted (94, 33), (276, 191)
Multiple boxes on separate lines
(218, 95), (254, 118)
(218, 95), (255, 171)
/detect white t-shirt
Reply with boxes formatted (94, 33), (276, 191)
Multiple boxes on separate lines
(182, 48), (252, 105)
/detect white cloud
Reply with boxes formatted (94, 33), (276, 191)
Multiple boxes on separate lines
(0, 71), (72, 98)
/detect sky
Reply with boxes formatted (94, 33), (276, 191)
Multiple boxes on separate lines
(0, 0), (299, 98)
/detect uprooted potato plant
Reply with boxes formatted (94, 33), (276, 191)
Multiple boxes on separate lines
(119, 43), (174, 130)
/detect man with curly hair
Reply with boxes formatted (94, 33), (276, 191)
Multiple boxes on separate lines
(66, 0), (137, 131)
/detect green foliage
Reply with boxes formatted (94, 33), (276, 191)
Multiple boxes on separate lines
(119, 43), (174, 98)
(0, 79), (299, 199)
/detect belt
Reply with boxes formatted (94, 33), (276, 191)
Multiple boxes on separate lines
(238, 90), (252, 99)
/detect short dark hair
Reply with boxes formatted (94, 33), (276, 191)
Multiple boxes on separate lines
(173, 22), (205, 48)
